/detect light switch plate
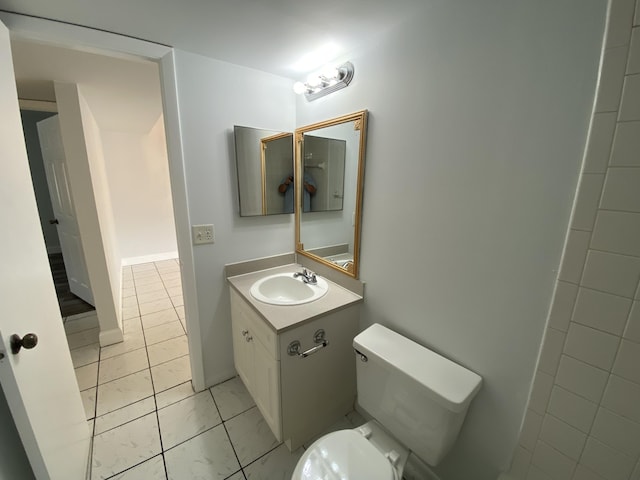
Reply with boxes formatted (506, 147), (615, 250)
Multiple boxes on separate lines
(192, 224), (214, 245)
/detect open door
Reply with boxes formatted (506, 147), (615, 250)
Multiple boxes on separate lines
(0, 19), (91, 480)
(38, 115), (94, 306)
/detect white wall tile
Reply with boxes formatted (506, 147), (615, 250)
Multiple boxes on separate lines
(573, 464), (607, 480)
(555, 355), (609, 403)
(564, 322), (621, 370)
(559, 230), (591, 283)
(600, 168), (640, 212)
(636, 0), (640, 26)
(632, 460), (640, 480)
(610, 121), (640, 166)
(532, 441), (577, 480)
(572, 175), (605, 230)
(539, 414), (586, 460)
(591, 211), (640, 257)
(606, 0), (636, 47)
(571, 287), (632, 335)
(591, 407), (640, 458)
(595, 46), (629, 112)
(528, 465), (554, 480)
(612, 339), (640, 383)
(602, 374), (640, 422)
(584, 113), (618, 173)
(628, 28), (640, 74)
(624, 301), (640, 341)
(619, 74), (640, 120)
(530, 371), (555, 415)
(510, 446), (533, 478)
(548, 386), (598, 433)
(580, 437), (636, 480)
(581, 250), (640, 298)
(549, 281), (579, 332)
(520, 409), (544, 452)
(538, 328), (566, 375)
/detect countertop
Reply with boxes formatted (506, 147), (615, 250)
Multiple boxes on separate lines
(227, 264), (363, 333)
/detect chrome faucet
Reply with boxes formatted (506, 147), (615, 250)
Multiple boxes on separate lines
(294, 268), (317, 285)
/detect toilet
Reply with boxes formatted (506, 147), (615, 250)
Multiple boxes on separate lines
(292, 323), (482, 480)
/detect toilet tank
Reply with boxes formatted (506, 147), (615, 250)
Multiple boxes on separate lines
(353, 324), (482, 466)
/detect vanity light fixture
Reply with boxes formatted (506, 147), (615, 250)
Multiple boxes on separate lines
(293, 62), (354, 101)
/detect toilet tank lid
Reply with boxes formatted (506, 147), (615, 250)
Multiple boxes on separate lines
(353, 324), (482, 413)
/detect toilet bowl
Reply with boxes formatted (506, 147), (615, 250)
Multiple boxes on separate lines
(293, 421), (409, 480)
(292, 323), (482, 480)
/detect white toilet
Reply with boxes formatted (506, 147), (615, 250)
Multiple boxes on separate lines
(292, 323), (482, 480)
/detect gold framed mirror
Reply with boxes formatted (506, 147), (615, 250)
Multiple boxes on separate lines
(295, 110), (368, 278)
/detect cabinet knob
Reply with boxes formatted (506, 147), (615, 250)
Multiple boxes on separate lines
(241, 330), (249, 336)
(245, 335), (253, 342)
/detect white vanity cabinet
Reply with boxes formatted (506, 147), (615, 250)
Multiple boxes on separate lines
(229, 284), (361, 451)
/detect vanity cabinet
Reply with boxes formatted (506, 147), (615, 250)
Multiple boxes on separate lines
(229, 286), (360, 450)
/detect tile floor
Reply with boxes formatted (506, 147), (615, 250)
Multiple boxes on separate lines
(65, 259), (366, 480)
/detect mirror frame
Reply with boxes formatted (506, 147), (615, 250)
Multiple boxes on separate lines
(295, 110), (368, 279)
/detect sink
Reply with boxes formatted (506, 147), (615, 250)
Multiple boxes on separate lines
(250, 273), (329, 305)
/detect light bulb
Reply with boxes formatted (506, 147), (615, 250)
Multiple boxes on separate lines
(321, 66), (339, 79)
(293, 82), (306, 95)
(306, 75), (322, 88)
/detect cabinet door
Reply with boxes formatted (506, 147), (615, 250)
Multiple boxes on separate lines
(231, 300), (254, 394)
(253, 336), (282, 441)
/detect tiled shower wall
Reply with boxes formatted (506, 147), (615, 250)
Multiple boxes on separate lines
(508, 0), (640, 479)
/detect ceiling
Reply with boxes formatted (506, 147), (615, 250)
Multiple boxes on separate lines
(0, 0), (427, 78)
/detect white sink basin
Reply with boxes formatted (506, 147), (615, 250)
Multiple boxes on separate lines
(250, 273), (329, 305)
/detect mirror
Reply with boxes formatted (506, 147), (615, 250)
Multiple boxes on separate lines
(234, 126), (293, 216)
(295, 110), (368, 278)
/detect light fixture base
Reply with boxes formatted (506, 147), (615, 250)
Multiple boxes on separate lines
(303, 62), (354, 101)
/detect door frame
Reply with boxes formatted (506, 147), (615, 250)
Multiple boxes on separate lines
(0, 11), (206, 391)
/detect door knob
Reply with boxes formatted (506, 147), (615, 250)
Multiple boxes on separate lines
(49, 219), (59, 225)
(10, 333), (38, 354)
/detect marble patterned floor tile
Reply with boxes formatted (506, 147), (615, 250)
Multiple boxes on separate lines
(226, 472), (246, 480)
(133, 269), (161, 279)
(176, 306), (185, 320)
(170, 295), (184, 307)
(166, 286), (183, 297)
(151, 355), (191, 393)
(180, 318), (188, 334)
(147, 335), (189, 367)
(158, 390), (222, 450)
(144, 321), (185, 346)
(164, 424), (240, 480)
(94, 396), (156, 435)
(98, 347), (149, 384)
(96, 369), (154, 416)
(225, 407), (280, 467)
(122, 317), (143, 334)
(243, 443), (304, 480)
(162, 277), (182, 288)
(139, 298), (175, 316)
(137, 289), (170, 305)
(70, 342), (100, 368)
(142, 308), (179, 330)
(110, 455), (166, 480)
(135, 275), (163, 287)
(100, 330), (145, 360)
(132, 263), (157, 272)
(64, 314), (99, 335)
(122, 296), (139, 309)
(210, 376), (255, 421)
(155, 381), (195, 410)
(346, 409), (366, 426)
(122, 305), (140, 320)
(67, 327), (100, 349)
(302, 416), (352, 449)
(122, 279), (134, 290)
(135, 282), (167, 295)
(76, 362), (98, 391)
(91, 413), (161, 480)
(81, 387), (96, 420)
(122, 287), (136, 298)
(160, 271), (181, 281)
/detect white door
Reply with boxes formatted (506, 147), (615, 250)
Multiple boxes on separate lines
(38, 115), (94, 305)
(0, 19), (91, 480)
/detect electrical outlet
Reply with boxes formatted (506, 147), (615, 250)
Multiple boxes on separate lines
(192, 224), (214, 245)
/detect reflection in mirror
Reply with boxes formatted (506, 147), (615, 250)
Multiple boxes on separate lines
(234, 126), (293, 216)
(295, 110), (367, 278)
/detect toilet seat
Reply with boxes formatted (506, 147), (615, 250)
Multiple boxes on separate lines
(292, 429), (397, 480)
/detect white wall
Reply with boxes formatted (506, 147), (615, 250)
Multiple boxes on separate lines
(100, 115), (177, 264)
(510, 1), (640, 478)
(55, 82), (123, 345)
(172, 50), (295, 387)
(295, 0), (606, 478)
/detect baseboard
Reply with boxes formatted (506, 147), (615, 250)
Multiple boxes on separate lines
(99, 326), (124, 347)
(121, 251), (179, 266)
(47, 245), (62, 255)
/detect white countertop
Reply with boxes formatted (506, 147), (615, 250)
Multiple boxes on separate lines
(227, 264), (363, 333)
